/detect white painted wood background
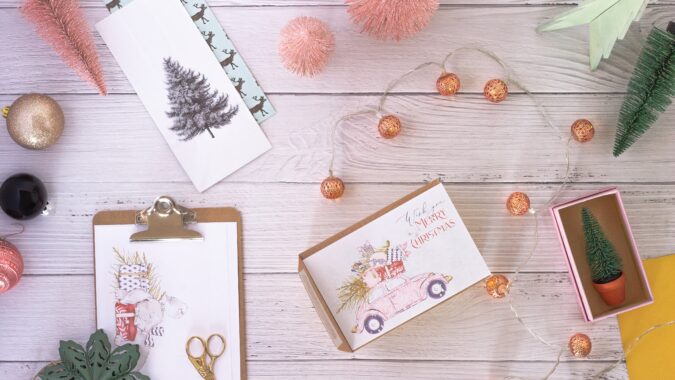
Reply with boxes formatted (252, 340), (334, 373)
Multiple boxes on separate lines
(1, 1), (674, 379)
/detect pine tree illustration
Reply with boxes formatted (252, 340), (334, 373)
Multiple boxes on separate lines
(164, 57), (238, 141)
(581, 208), (623, 283)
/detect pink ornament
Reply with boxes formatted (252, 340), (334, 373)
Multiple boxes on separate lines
(0, 239), (24, 294)
(21, 0), (107, 95)
(346, 0), (439, 41)
(279, 16), (335, 77)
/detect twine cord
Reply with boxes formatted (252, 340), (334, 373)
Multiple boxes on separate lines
(1, 223), (25, 240)
(324, 46), (670, 380)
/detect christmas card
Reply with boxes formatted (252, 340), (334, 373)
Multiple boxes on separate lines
(299, 180), (491, 351)
(96, 0), (271, 192)
(101, 0), (276, 123)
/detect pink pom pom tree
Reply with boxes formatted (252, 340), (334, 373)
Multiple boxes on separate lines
(346, 0), (439, 41)
(279, 16), (335, 77)
(21, 0), (107, 95)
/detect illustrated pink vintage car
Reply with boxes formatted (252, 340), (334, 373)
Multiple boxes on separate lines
(352, 272), (453, 335)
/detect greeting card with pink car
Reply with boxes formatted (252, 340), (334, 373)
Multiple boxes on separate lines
(303, 181), (491, 349)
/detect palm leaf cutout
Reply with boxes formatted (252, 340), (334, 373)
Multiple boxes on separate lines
(537, 0), (648, 70)
(37, 329), (148, 380)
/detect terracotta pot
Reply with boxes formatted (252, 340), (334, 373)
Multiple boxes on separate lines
(592, 272), (626, 306)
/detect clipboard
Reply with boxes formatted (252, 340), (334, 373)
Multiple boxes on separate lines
(93, 196), (247, 379)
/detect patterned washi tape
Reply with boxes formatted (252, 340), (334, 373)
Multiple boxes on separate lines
(103, 0), (276, 123)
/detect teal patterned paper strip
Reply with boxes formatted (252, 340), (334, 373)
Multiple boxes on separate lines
(103, 0), (276, 123)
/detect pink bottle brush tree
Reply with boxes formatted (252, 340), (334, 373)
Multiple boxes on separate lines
(21, 0), (107, 95)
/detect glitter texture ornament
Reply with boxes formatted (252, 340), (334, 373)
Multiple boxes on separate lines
(3, 94), (64, 150)
(378, 115), (401, 139)
(569, 333), (592, 358)
(0, 239), (23, 294)
(571, 119), (595, 142)
(506, 192), (531, 216)
(0, 173), (48, 220)
(485, 274), (509, 298)
(346, 0), (439, 41)
(321, 175), (345, 199)
(279, 16), (335, 77)
(484, 79), (508, 103)
(436, 73), (461, 96)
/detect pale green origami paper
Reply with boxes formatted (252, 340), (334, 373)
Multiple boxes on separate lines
(537, 0), (649, 71)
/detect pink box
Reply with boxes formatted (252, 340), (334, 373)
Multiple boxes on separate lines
(550, 188), (653, 322)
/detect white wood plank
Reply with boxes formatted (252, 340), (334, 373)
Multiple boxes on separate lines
(1, 7), (673, 94)
(0, 94), (673, 184)
(0, 273), (632, 362)
(0, 360), (628, 380)
(0, 183), (671, 275)
(245, 360), (628, 380)
(0, 0), (671, 6)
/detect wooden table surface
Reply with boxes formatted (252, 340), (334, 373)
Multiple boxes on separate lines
(1, 1), (674, 379)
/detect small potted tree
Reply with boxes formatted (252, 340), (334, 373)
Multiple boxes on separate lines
(581, 208), (625, 306)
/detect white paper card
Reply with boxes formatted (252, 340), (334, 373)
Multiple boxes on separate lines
(303, 182), (491, 350)
(94, 222), (241, 379)
(96, 0), (271, 192)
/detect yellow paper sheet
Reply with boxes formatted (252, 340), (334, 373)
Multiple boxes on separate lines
(617, 254), (675, 379)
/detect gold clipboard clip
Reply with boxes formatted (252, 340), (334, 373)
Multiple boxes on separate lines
(130, 196), (203, 242)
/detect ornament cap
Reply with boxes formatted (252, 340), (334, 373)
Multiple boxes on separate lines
(2, 106), (8, 119)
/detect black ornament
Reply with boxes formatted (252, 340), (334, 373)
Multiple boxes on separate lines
(0, 173), (48, 220)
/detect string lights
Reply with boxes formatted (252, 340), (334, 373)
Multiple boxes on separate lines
(319, 46), (675, 379)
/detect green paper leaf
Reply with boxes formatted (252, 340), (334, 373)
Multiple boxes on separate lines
(36, 362), (77, 380)
(99, 344), (141, 380)
(86, 329), (112, 380)
(59, 340), (90, 380)
(537, 0), (648, 70)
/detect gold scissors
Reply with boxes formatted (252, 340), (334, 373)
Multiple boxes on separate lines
(186, 334), (226, 380)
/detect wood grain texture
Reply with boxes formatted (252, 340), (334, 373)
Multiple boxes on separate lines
(0, 0), (671, 6)
(3, 1), (674, 378)
(0, 273), (627, 362)
(0, 94), (672, 184)
(0, 183), (672, 275)
(0, 361), (628, 380)
(0, 6), (673, 95)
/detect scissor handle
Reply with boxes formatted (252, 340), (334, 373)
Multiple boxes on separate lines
(206, 334), (226, 358)
(186, 336), (207, 359)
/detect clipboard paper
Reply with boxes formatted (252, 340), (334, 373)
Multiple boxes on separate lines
(93, 203), (247, 379)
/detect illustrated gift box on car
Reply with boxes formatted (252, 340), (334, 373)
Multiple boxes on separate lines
(298, 180), (490, 352)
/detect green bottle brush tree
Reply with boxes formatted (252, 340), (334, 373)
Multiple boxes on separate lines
(613, 21), (675, 156)
(581, 207), (626, 306)
(36, 329), (149, 380)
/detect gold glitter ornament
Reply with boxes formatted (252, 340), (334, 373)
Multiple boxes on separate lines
(483, 79), (508, 103)
(485, 274), (509, 298)
(320, 175), (344, 199)
(571, 119), (595, 142)
(506, 192), (531, 216)
(3, 93), (64, 150)
(377, 115), (401, 139)
(569, 333), (592, 358)
(436, 72), (461, 96)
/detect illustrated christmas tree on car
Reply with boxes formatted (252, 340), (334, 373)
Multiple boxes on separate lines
(337, 240), (453, 334)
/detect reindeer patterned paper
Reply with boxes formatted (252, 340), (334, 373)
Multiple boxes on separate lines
(97, 0), (271, 191)
(303, 182), (491, 350)
(102, 0), (275, 123)
(95, 222), (242, 379)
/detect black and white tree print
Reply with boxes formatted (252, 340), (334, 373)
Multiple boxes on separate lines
(164, 57), (239, 141)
